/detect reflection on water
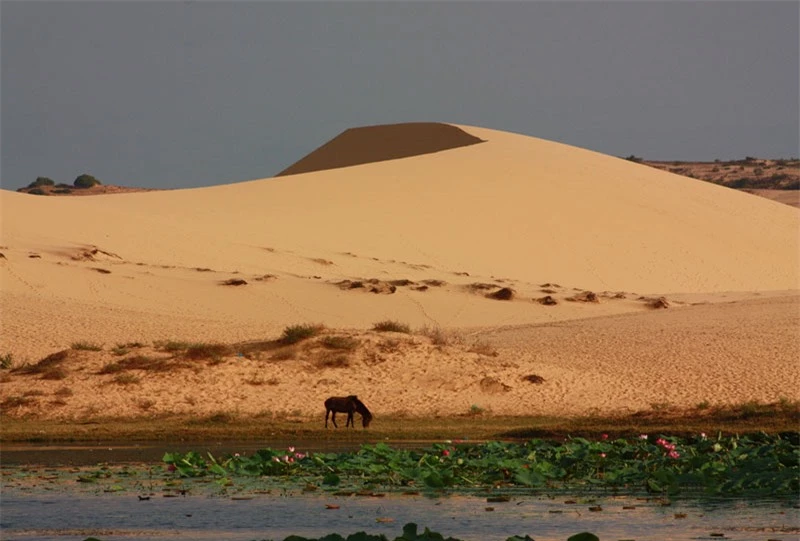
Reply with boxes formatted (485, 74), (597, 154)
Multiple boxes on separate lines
(2, 490), (798, 541)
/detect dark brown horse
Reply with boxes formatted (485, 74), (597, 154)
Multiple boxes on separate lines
(324, 395), (373, 428)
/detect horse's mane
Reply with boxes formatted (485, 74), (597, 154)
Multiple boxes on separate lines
(352, 396), (372, 418)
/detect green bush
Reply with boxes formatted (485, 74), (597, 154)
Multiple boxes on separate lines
(73, 174), (102, 189)
(27, 177), (55, 188)
(27, 188), (47, 196)
(280, 324), (323, 345)
(372, 320), (411, 333)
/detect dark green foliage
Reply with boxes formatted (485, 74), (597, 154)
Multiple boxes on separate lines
(73, 174), (102, 188)
(28, 177), (55, 188)
(27, 188), (47, 195)
(164, 434), (800, 497)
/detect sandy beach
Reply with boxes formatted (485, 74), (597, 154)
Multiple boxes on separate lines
(1, 123), (798, 422)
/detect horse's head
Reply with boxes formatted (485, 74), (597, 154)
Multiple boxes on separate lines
(361, 412), (373, 428)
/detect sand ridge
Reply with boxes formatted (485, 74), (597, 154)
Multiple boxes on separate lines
(276, 122), (485, 176)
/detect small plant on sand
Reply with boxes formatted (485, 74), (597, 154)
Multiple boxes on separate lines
(111, 346), (130, 356)
(14, 350), (69, 376)
(184, 343), (232, 361)
(280, 324), (324, 345)
(418, 325), (451, 346)
(155, 340), (191, 352)
(270, 346), (297, 361)
(0, 353), (14, 369)
(468, 404), (485, 416)
(54, 386), (73, 397)
(320, 335), (359, 351)
(372, 320), (411, 334)
(696, 400), (710, 410)
(71, 341), (102, 351)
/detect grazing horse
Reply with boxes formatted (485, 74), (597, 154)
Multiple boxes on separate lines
(324, 395), (373, 428)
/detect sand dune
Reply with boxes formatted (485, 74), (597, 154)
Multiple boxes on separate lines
(1, 123), (798, 419)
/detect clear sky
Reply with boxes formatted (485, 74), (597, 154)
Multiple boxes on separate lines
(2, 1), (798, 191)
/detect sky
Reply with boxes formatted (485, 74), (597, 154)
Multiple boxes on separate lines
(1, 1), (798, 191)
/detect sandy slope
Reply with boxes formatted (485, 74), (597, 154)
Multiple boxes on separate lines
(1, 123), (798, 419)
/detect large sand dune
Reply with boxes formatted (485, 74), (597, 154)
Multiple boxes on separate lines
(1, 123), (798, 419)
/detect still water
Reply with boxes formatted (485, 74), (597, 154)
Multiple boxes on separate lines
(2, 489), (798, 541)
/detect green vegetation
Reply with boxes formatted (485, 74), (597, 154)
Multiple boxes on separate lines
(164, 433), (798, 497)
(73, 173), (102, 188)
(71, 341), (103, 351)
(27, 177), (55, 188)
(372, 320), (411, 334)
(0, 353), (13, 369)
(280, 324), (324, 345)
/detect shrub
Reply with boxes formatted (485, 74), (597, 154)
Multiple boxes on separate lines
(52, 188), (72, 194)
(27, 188), (47, 195)
(419, 325), (451, 345)
(73, 174), (102, 189)
(184, 343), (232, 360)
(0, 353), (13, 369)
(320, 335), (359, 350)
(27, 177), (55, 188)
(71, 341), (102, 351)
(372, 320), (411, 334)
(280, 324), (323, 345)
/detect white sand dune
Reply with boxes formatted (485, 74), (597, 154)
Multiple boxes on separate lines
(1, 123), (798, 418)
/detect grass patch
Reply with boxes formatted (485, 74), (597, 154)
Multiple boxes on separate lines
(113, 373), (141, 385)
(54, 387), (73, 397)
(184, 343), (232, 361)
(155, 340), (191, 352)
(372, 320), (411, 334)
(71, 341), (103, 351)
(320, 335), (359, 351)
(280, 324), (324, 345)
(1, 353), (14, 369)
(418, 325), (452, 346)
(100, 355), (173, 374)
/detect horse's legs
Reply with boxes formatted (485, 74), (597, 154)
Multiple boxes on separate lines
(346, 411), (354, 428)
(325, 409), (330, 428)
(331, 411), (338, 428)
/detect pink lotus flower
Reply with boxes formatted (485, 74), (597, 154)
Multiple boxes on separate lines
(601, 434), (609, 440)
(288, 447), (295, 453)
(442, 449), (450, 457)
(600, 453), (606, 458)
(639, 434), (648, 440)
(668, 450), (680, 459)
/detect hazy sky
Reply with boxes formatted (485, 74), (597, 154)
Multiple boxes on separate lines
(2, 1), (798, 190)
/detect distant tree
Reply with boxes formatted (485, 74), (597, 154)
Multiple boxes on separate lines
(73, 174), (102, 189)
(624, 155), (643, 163)
(27, 188), (48, 195)
(27, 177), (55, 188)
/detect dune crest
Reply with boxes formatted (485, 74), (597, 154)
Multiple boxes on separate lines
(276, 122), (485, 176)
